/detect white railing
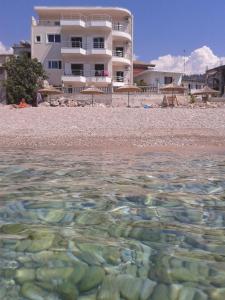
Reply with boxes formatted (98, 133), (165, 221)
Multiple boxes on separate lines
(112, 22), (130, 33)
(64, 70), (110, 77)
(61, 41), (87, 49)
(89, 14), (112, 21)
(112, 50), (130, 59)
(61, 41), (111, 51)
(61, 14), (86, 21)
(38, 19), (60, 26)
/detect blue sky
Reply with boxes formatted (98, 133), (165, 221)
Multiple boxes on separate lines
(0, 0), (225, 73)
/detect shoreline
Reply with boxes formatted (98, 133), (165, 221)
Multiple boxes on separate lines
(0, 107), (225, 155)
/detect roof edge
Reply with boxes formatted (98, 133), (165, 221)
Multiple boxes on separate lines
(34, 6), (132, 16)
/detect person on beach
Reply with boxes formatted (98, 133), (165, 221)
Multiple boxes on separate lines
(12, 98), (31, 109)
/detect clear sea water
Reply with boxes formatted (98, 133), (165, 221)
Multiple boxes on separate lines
(0, 151), (225, 300)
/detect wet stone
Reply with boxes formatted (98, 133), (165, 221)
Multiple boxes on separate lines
(97, 275), (120, 300)
(15, 268), (35, 284)
(79, 266), (105, 292)
(117, 274), (143, 300)
(151, 284), (170, 300)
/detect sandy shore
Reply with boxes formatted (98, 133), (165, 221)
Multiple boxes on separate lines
(0, 107), (225, 154)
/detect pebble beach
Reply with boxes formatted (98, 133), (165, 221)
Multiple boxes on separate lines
(0, 106), (225, 153)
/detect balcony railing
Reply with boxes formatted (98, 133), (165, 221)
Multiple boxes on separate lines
(113, 76), (125, 82)
(64, 70), (110, 77)
(38, 19), (61, 26)
(112, 50), (130, 59)
(112, 22), (130, 33)
(61, 41), (86, 49)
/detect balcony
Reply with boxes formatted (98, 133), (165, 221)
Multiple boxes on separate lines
(112, 22), (132, 41)
(62, 70), (111, 86)
(112, 50), (131, 65)
(60, 15), (86, 28)
(88, 42), (112, 56)
(37, 19), (61, 26)
(62, 70), (86, 84)
(61, 41), (87, 56)
(113, 75), (127, 87)
(87, 15), (112, 29)
(87, 70), (111, 85)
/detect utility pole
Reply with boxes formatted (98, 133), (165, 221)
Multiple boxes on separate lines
(183, 49), (186, 74)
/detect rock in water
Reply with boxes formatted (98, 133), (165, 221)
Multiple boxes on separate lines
(117, 274), (143, 300)
(79, 266), (105, 292)
(151, 284), (170, 300)
(140, 278), (157, 300)
(21, 282), (48, 299)
(97, 275), (120, 300)
(15, 268), (35, 284)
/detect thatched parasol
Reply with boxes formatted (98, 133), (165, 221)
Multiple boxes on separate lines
(192, 86), (219, 96)
(38, 87), (62, 95)
(160, 82), (186, 94)
(80, 86), (104, 106)
(115, 85), (141, 107)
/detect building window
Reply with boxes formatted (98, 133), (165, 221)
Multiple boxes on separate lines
(71, 37), (82, 48)
(48, 61), (62, 69)
(116, 71), (124, 82)
(0, 68), (4, 75)
(115, 47), (124, 57)
(164, 77), (173, 84)
(71, 64), (84, 76)
(68, 87), (73, 94)
(47, 34), (61, 43)
(95, 64), (105, 76)
(35, 35), (41, 43)
(93, 37), (104, 49)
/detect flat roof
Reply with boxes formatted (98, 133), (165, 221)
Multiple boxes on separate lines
(135, 69), (183, 77)
(34, 6), (132, 17)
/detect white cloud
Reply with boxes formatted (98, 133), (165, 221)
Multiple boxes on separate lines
(0, 41), (13, 55)
(150, 46), (225, 74)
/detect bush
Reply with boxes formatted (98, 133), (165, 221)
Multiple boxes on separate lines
(4, 55), (47, 104)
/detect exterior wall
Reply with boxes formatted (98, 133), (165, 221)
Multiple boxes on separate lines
(32, 7), (133, 90)
(134, 71), (183, 87)
(0, 55), (13, 103)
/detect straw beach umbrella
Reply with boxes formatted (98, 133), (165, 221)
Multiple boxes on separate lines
(115, 84), (141, 107)
(192, 86), (219, 102)
(160, 82), (186, 94)
(38, 87), (62, 95)
(80, 86), (104, 106)
(160, 83), (187, 106)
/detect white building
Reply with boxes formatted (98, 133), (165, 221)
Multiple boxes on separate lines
(31, 6), (133, 92)
(134, 69), (183, 90)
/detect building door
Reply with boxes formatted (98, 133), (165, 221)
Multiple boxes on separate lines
(116, 71), (124, 82)
(115, 47), (124, 57)
(71, 37), (82, 48)
(93, 37), (104, 49)
(71, 64), (84, 76)
(95, 64), (104, 76)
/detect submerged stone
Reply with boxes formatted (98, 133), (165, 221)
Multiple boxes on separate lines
(20, 282), (48, 300)
(97, 275), (120, 300)
(79, 266), (105, 292)
(36, 267), (74, 282)
(140, 278), (157, 300)
(57, 282), (78, 300)
(38, 210), (65, 223)
(210, 288), (225, 300)
(15, 268), (35, 284)
(151, 284), (170, 300)
(117, 274), (143, 300)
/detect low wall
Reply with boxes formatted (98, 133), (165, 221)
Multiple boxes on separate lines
(42, 93), (189, 107)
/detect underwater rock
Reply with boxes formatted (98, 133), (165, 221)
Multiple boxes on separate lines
(36, 267), (74, 282)
(27, 232), (55, 252)
(140, 278), (157, 300)
(15, 268), (35, 284)
(38, 210), (65, 223)
(151, 284), (170, 300)
(169, 284), (183, 300)
(210, 288), (225, 300)
(79, 266), (105, 292)
(1, 224), (26, 234)
(97, 275), (120, 300)
(76, 212), (109, 225)
(57, 281), (78, 300)
(117, 274), (142, 300)
(76, 250), (104, 266)
(20, 282), (48, 299)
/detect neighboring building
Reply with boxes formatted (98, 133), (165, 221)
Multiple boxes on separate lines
(134, 69), (183, 91)
(206, 65), (225, 96)
(182, 74), (205, 93)
(13, 41), (31, 58)
(133, 60), (155, 77)
(31, 6), (133, 92)
(0, 54), (14, 103)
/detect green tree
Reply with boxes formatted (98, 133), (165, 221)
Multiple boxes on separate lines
(4, 55), (47, 104)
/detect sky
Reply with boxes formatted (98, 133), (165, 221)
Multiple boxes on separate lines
(1, 0), (225, 74)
